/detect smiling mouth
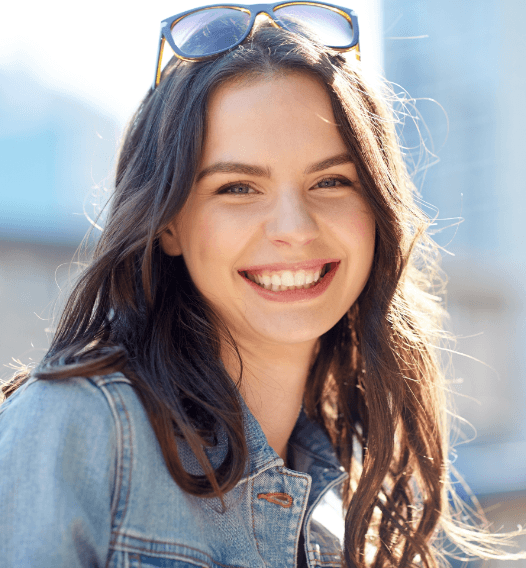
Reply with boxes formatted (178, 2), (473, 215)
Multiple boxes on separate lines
(241, 262), (332, 291)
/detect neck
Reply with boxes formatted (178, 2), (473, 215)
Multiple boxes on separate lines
(221, 339), (317, 463)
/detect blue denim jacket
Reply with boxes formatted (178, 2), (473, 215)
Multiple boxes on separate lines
(0, 372), (350, 567)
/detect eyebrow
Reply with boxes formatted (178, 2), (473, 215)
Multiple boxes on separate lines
(195, 152), (354, 184)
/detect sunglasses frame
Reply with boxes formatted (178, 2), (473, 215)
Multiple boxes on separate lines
(153, 1), (360, 89)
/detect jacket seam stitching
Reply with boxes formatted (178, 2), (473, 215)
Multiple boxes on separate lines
(250, 476), (266, 564)
(285, 471), (310, 568)
(235, 458), (282, 486)
(110, 539), (249, 568)
(94, 373), (133, 388)
(104, 383), (125, 526)
(110, 381), (134, 540)
(280, 470), (308, 480)
(93, 377), (134, 560)
(89, 379), (125, 533)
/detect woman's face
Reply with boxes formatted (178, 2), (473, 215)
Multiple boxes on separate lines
(161, 72), (375, 349)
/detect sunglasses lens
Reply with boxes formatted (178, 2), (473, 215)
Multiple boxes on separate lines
(170, 8), (251, 57)
(274, 4), (354, 47)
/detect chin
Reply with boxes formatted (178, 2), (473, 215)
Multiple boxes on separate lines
(253, 320), (329, 345)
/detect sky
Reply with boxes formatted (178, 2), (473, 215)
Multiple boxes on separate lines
(1, 0), (383, 127)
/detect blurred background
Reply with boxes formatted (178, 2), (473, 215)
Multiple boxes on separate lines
(0, 0), (524, 565)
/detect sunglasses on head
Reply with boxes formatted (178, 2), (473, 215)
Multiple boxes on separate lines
(153, 1), (360, 89)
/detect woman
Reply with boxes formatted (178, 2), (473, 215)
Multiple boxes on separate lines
(1, 3), (524, 567)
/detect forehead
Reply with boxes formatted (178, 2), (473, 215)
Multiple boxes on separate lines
(208, 71), (333, 124)
(201, 71), (345, 162)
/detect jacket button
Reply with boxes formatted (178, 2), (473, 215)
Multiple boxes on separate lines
(257, 492), (293, 508)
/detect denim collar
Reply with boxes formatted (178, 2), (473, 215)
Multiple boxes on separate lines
(171, 359), (346, 491)
(213, 358), (343, 477)
(238, 391), (344, 476)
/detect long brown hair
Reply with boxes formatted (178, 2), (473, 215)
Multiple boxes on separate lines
(3, 20), (525, 568)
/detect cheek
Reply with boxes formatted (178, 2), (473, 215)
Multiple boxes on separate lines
(330, 208), (376, 253)
(187, 208), (250, 270)
(195, 217), (222, 262)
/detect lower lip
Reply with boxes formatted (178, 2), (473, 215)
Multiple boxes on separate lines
(239, 262), (340, 303)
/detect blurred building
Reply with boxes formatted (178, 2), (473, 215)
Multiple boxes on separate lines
(383, 1), (526, 564)
(0, 67), (119, 377)
(0, 68), (119, 245)
(383, 0), (526, 497)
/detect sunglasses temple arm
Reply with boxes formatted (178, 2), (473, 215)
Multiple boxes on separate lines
(354, 42), (361, 61)
(152, 34), (166, 91)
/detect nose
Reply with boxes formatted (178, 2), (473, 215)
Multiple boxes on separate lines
(265, 188), (320, 247)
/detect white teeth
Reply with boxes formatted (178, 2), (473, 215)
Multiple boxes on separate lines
(294, 271), (306, 286)
(271, 274), (282, 287)
(268, 269), (320, 288)
(280, 270), (295, 287)
(243, 263), (332, 291)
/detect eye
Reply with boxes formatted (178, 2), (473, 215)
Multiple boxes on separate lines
(314, 176), (353, 189)
(216, 176), (354, 196)
(217, 183), (256, 195)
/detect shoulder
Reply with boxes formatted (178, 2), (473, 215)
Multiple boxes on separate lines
(0, 371), (146, 478)
(0, 371), (135, 436)
(0, 372), (140, 567)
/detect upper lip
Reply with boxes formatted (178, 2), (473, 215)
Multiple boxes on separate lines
(238, 258), (340, 274)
